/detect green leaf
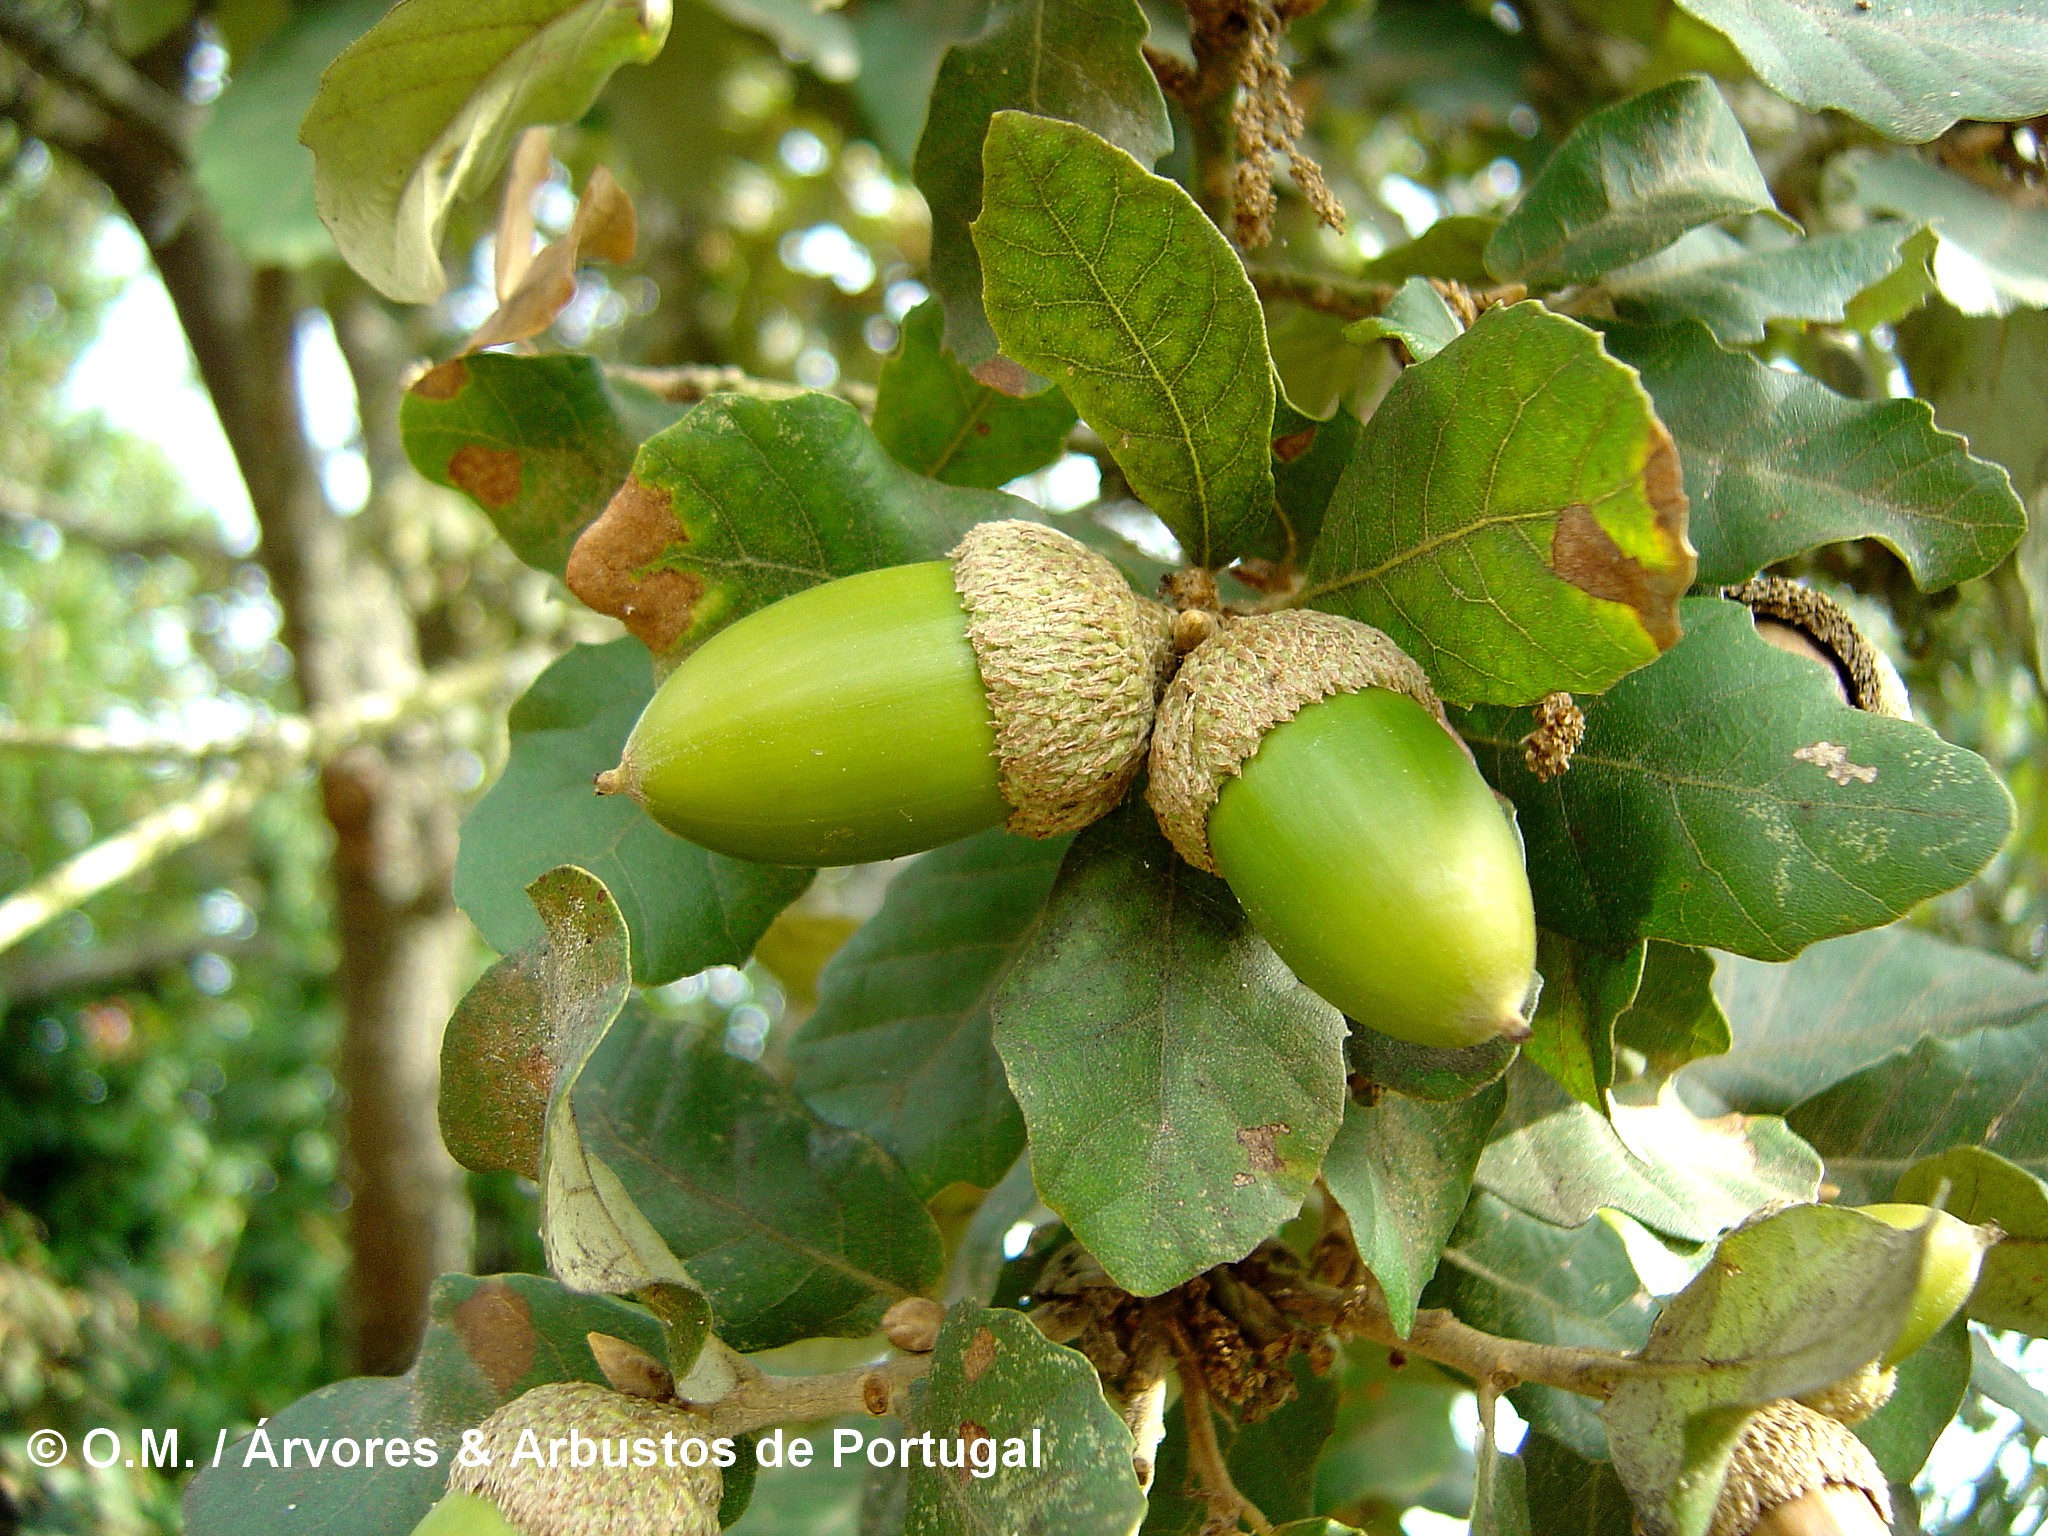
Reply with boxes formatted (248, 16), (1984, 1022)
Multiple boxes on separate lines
(300, 0), (671, 302)
(1270, 399), (1362, 565)
(1838, 149), (2048, 314)
(1788, 1011), (2048, 1205)
(704, 0), (858, 81)
(872, 299), (1078, 489)
(1692, 925), (2048, 1114)
(1525, 932), (1647, 1112)
(1301, 301), (1695, 706)
(1343, 276), (1464, 361)
(1671, 0), (2048, 142)
(1603, 1204), (1936, 1536)
(1478, 1061), (1822, 1244)
(991, 801), (1349, 1296)
(974, 112), (1279, 568)
(440, 866), (630, 1183)
(192, 0), (387, 266)
(1141, 1356), (1340, 1534)
(1613, 942), (1730, 1076)
(1362, 215), (1500, 284)
(1896, 1146), (2048, 1334)
(1896, 302), (2048, 675)
(402, 353), (678, 577)
(1346, 1025), (1520, 1103)
(1456, 597), (2015, 959)
(1604, 318), (2025, 589)
(1517, 1433), (1635, 1536)
(904, 1303), (1146, 1536)
(1855, 1310), (1971, 1482)
(1485, 77), (1780, 290)
(790, 827), (1069, 1201)
(1430, 1192), (1655, 1461)
(1313, 1345), (1468, 1513)
(575, 1002), (945, 1352)
(1971, 1333), (2048, 1435)
(590, 391), (1022, 658)
(1602, 222), (1921, 345)
(1323, 1081), (1507, 1336)
(912, 0), (1170, 372)
(401, 353), (679, 578)
(445, 865), (699, 1303)
(455, 639), (812, 987)
(184, 1273), (667, 1536)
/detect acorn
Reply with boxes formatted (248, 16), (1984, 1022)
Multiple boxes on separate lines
(1147, 610), (1537, 1048)
(1708, 1399), (1890, 1536)
(598, 520), (1173, 866)
(412, 1380), (721, 1536)
(1856, 1202), (1994, 1366)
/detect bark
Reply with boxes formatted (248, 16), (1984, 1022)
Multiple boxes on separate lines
(2, 14), (474, 1372)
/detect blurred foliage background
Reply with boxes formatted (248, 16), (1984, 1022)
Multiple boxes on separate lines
(2, 0), (2047, 1532)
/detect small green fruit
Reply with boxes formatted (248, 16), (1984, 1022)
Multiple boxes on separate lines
(602, 521), (1170, 866)
(1149, 611), (1536, 1048)
(411, 1490), (521, 1536)
(1856, 1202), (1990, 1366)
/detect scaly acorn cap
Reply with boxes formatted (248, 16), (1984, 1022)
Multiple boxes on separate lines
(1796, 1360), (1897, 1426)
(1707, 1398), (1891, 1536)
(951, 519), (1174, 838)
(448, 1380), (721, 1536)
(1146, 610), (1449, 873)
(1723, 576), (1911, 720)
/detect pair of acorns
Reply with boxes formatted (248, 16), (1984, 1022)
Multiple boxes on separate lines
(596, 520), (1538, 1050)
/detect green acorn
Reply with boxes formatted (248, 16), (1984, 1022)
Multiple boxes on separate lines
(1856, 1202), (1994, 1366)
(598, 520), (1173, 865)
(1147, 610), (1537, 1048)
(410, 1380), (721, 1536)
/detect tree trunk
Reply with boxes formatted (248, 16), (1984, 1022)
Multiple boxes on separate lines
(57, 103), (473, 1374)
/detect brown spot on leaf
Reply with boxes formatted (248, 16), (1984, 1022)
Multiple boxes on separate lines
(1272, 425), (1318, 463)
(566, 475), (704, 656)
(448, 444), (523, 510)
(1548, 425), (1694, 651)
(962, 1327), (999, 1384)
(959, 1421), (993, 1483)
(453, 1281), (536, 1398)
(971, 354), (1038, 398)
(1237, 1123), (1288, 1174)
(412, 358), (469, 400)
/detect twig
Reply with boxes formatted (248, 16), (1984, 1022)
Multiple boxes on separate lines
(1247, 268), (1394, 321)
(1471, 1376), (1505, 1532)
(607, 363), (875, 414)
(696, 1350), (931, 1438)
(1171, 1323), (1273, 1534)
(1332, 1276), (1630, 1400)
(0, 650), (548, 953)
(0, 769), (265, 953)
(0, 1), (194, 149)
(0, 650), (547, 761)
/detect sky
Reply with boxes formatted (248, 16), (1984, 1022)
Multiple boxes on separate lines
(60, 215), (369, 554)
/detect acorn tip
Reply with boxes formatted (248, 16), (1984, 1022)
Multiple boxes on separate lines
(594, 767), (623, 796)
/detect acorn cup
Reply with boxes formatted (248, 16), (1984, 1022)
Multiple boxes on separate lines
(1708, 1399), (1891, 1536)
(598, 520), (1173, 866)
(409, 1380), (721, 1536)
(1147, 610), (1538, 1049)
(1724, 575), (1911, 719)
